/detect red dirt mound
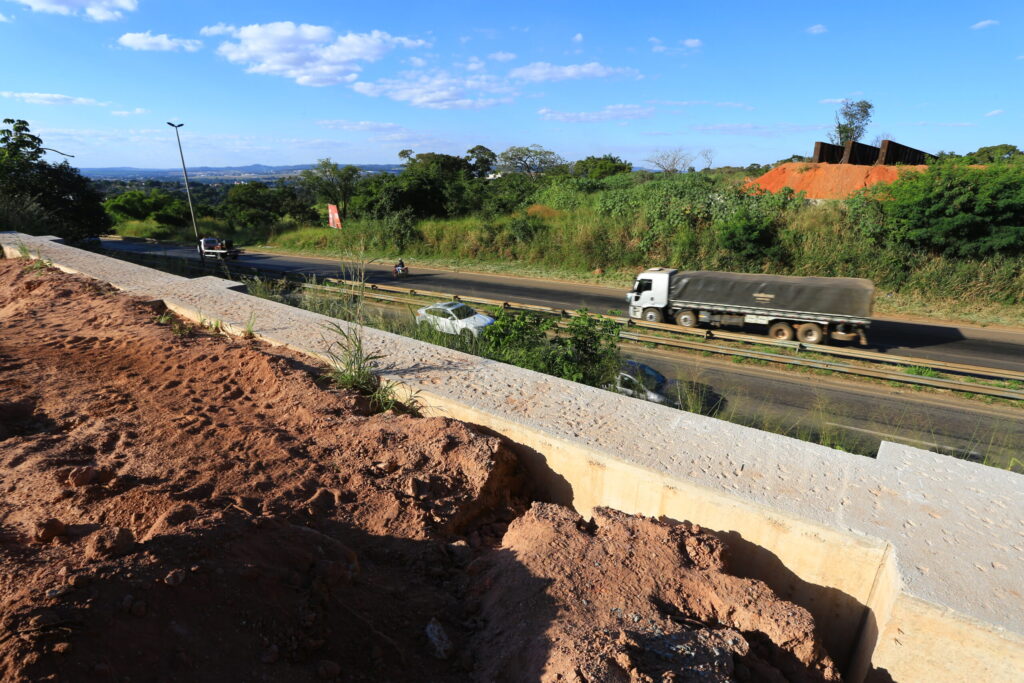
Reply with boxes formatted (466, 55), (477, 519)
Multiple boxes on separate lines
(0, 258), (838, 681)
(469, 504), (838, 682)
(747, 162), (926, 200)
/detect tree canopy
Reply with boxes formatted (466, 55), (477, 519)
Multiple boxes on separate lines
(828, 100), (874, 146)
(0, 118), (110, 241)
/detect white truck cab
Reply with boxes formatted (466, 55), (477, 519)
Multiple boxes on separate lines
(627, 268), (677, 322)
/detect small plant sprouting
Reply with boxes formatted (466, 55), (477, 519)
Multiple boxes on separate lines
(242, 311), (257, 339)
(154, 311), (173, 325)
(170, 319), (194, 337)
(320, 320), (420, 415)
(16, 243), (31, 260)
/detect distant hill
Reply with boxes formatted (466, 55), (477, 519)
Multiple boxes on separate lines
(80, 163), (404, 182)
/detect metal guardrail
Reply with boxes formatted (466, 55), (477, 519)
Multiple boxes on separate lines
(320, 278), (1024, 385)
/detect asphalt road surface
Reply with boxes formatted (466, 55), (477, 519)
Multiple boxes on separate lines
(99, 239), (1024, 468)
(102, 239), (1024, 374)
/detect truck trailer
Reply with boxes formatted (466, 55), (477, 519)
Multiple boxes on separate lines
(627, 268), (874, 344)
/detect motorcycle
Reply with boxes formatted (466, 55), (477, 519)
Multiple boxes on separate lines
(393, 264), (409, 279)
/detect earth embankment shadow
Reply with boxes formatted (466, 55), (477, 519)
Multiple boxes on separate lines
(712, 527), (894, 682)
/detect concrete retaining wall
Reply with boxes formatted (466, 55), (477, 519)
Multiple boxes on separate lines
(3, 233), (1023, 682)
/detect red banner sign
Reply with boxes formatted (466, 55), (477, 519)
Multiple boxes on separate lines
(327, 204), (342, 230)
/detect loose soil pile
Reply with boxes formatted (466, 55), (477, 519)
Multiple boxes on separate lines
(0, 258), (839, 681)
(747, 162), (926, 200)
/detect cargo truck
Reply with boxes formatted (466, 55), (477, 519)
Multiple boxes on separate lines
(626, 268), (874, 344)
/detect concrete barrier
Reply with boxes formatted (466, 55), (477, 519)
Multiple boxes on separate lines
(3, 233), (1023, 682)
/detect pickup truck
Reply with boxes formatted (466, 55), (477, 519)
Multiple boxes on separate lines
(627, 268), (874, 344)
(197, 237), (241, 260)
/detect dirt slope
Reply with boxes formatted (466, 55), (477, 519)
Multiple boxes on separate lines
(747, 162), (926, 199)
(0, 258), (838, 681)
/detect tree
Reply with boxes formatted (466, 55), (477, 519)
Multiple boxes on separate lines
(572, 154), (632, 180)
(0, 118), (110, 241)
(828, 99), (873, 146)
(964, 144), (1022, 164)
(465, 145), (497, 178)
(299, 158), (361, 219)
(644, 148), (694, 174)
(496, 144), (565, 176)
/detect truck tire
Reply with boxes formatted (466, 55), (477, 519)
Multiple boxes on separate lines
(797, 323), (825, 344)
(768, 321), (794, 341)
(674, 309), (698, 327)
(642, 308), (664, 324)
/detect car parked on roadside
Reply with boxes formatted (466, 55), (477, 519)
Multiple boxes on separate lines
(415, 301), (495, 339)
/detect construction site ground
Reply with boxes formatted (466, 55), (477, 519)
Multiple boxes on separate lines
(0, 258), (839, 681)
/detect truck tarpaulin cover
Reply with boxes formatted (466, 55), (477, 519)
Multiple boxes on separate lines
(669, 271), (874, 319)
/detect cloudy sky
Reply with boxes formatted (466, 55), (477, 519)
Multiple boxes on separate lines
(0, 0), (1020, 167)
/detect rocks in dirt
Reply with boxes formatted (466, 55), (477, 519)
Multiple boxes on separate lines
(425, 617), (453, 660)
(84, 527), (134, 560)
(142, 504), (197, 541)
(33, 519), (66, 544)
(467, 503), (840, 682)
(65, 466), (114, 488)
(164, 569), (186, 586)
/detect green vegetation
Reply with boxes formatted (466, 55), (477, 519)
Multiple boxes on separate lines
(3, 120), (1013, 327)
(1, 119), (110, 242)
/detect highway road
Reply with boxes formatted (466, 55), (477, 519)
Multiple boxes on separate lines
(98, 239), (1024, 468)
(101, 239), (1024, 374)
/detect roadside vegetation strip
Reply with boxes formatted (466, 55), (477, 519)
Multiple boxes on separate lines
(93, 251), (1023, 398)
(322, 278), (1024, 384)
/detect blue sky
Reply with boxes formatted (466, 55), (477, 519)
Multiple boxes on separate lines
(0, 0), (1020, 168)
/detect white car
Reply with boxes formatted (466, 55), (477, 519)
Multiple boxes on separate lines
(415, 302), (495, 338)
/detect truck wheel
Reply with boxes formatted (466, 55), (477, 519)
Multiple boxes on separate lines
(768, 322), (794, 341)
(642, 308), (664, 324)
(797, 323), (825, 344)
(675, 309), (698, 327)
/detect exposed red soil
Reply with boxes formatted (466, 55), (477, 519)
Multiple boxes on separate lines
(0, 258), (839, 681)
(747, 162), (927, 200)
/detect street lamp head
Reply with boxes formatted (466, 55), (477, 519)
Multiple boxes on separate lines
(167, 122), (183, 128)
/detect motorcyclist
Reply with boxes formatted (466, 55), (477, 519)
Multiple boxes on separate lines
(396, 258), (405, 270)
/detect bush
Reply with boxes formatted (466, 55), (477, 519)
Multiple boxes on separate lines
(859, 162), (1024, 257)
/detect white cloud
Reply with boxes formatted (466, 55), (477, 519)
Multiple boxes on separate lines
(199, 23), (235, 37)
(653, 99), (754, 110)
(572, 32), (583, 43)
(806, 24), (827, 34)
(970, 19), (998, 29)
(819, 98), (846, 103)
(1, 90), (107, 106)
(693, 123), (825, 137)
(204, 22), (429, 87)
(8, 0), (136, 21)
(0, 12), (11, 21)
(111, 107), (148, 116)
(316, 120), (403, 132)
(117, 31), (201, 52)
(538, 104), (653, 123)
(509, 61), (639, 83)
(984, 109), (1004, 117)
(465, 56), (485, 71)
(909, 121), (976, 127)
(408, 56), (427, 67)
(488, 51), (516, 62)
(352, 70), (512, 109)
(648, 36), (702, 54)
(315, 119), (433, 144)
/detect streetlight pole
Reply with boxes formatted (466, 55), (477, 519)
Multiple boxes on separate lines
(167, 122), (200, 244)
